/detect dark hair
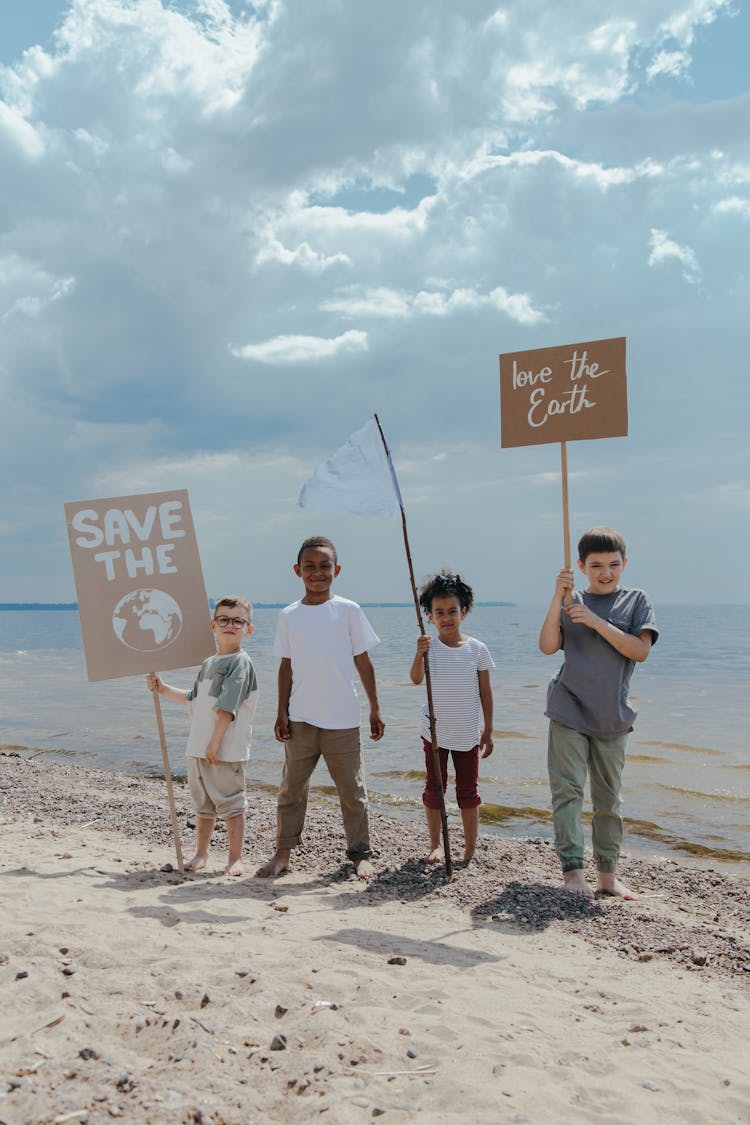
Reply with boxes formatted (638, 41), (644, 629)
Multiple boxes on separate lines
(297, 535), (337, 565)
(214, 594), (252, 621)
(418, 571), (474, 614)
(577, 527), (626, 562)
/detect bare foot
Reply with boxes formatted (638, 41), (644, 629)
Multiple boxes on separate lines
(463, 848), (476, 863)
(424, 846), (444, 865)
(224, 858), (244, 877)
(563, 869), (594, 898)
(184, 854), (209, 873)
(255, 850), (290, 878)
(354, 858), (375, 879)
(596, 875), (637, 900)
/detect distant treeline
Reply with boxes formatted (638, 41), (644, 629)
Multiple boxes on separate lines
(0, 603), (79, 610)
(1, 601), (515, 610)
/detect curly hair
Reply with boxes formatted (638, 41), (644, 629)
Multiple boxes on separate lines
(418, 570), (474, 615)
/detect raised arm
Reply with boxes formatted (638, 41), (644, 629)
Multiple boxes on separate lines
(353, 651), (385, 741)
(538, 568), (573, 654)
(410, 634), (431, 684)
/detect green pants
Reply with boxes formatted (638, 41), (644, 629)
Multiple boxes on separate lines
(547, 720), (628, 873)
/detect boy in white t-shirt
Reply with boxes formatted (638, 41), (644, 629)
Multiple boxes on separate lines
(146, 595), (258, 876)
(410, 572), (494, 863)
(256, 536), (384, 879)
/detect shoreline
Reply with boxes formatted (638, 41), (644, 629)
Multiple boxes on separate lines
(8, 744), (749, 875)
(2, 753), (750, 1123)
(3, 753), (749, 977)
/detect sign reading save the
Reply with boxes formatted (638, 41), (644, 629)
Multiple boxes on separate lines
(64, 489), (213, 682)
(499, 336), (627, 448)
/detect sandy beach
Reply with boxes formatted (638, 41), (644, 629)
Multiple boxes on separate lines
(1, 754), (749, 1125)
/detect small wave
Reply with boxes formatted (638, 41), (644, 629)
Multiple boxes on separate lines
(492, 729), (534, 740)
(654, 783), (749, 805)
(628, 754), (668, 763)
(246, 778), (280, 797)
(480, 802), (552, 827)
(371, 768), (425, 782)
(622, 815), (748, 862)
(636, 740), (723, 756)
(1, 744), (90, 761)
(27, 747), (91, 761)
(312, 784), (338, 798)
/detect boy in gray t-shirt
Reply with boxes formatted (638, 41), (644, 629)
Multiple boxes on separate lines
(539, 527), (658, 900)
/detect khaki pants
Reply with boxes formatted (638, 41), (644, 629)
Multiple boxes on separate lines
(276, 721), (370, 862)
(547, 720), (628, 873)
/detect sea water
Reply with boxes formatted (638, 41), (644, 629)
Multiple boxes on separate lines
(1, 605), (747, 868)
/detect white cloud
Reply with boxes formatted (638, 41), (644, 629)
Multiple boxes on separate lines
(714, 196), (750, 217)
(230, 330), (368, 364)
(660, 0), (730, 45)
(0, 98), (44, 158)
(255, 238), (350, 272)
(647, 49), (692, 79)
(322, 284), (545, 325)
(648, 228), (701, 282)
(0, 255), (75, 322)
(446, 147), (661, 192)
(322, 287), (411, 319)
(52, 0), (269, 114)
(716, 481), (750, 508)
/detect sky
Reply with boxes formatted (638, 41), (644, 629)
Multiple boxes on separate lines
(0, 0), (748, 608)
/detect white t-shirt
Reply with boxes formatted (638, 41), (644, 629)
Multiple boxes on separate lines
(186, 650), (258, 762)
(274, 595), (380, 729)
(418, 635), (494, 751)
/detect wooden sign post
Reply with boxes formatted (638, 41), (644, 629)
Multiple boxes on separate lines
(64, 489), (214, 871)
(499, 337), (628, 589)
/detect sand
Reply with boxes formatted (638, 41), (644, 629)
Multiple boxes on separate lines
(1, 754), (749, 1125)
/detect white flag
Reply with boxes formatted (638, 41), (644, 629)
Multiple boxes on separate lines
(298, 417), (403, 516)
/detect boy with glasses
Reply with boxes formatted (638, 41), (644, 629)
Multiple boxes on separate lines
(147, 595), (258, 876)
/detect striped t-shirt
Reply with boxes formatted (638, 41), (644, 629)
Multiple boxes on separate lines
(418, 636), (495, 752)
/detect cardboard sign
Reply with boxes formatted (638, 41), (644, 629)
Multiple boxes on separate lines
(499, 336), (627, 448)
(64, 489), (213, 682)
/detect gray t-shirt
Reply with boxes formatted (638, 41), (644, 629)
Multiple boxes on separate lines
(545, 587), (658, 738)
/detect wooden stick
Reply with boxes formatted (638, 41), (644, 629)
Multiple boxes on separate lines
(151, 682), (184, 873)
(560, 441), (572, 607)
(374, 414), (452, 879)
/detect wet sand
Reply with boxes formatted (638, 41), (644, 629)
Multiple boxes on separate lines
(1, 754), (749, 1124)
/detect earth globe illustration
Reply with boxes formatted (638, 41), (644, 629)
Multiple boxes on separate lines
(112, 588), (183, 652)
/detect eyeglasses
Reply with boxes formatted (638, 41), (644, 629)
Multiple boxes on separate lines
(214, 616), (248, 629)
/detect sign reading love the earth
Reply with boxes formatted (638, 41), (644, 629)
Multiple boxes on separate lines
(64, 489), (213, 681)
(499, 336), (628, 448)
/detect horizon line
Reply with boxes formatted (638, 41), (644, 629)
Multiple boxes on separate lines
(0, 600), (517, 610)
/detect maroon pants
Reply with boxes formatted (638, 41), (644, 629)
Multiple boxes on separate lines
(421, 738), (481, 810)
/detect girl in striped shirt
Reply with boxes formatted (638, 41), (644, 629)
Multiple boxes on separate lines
(410, 572), (495, 863)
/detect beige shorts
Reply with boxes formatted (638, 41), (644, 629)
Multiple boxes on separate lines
(187, 758), (247, 820)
